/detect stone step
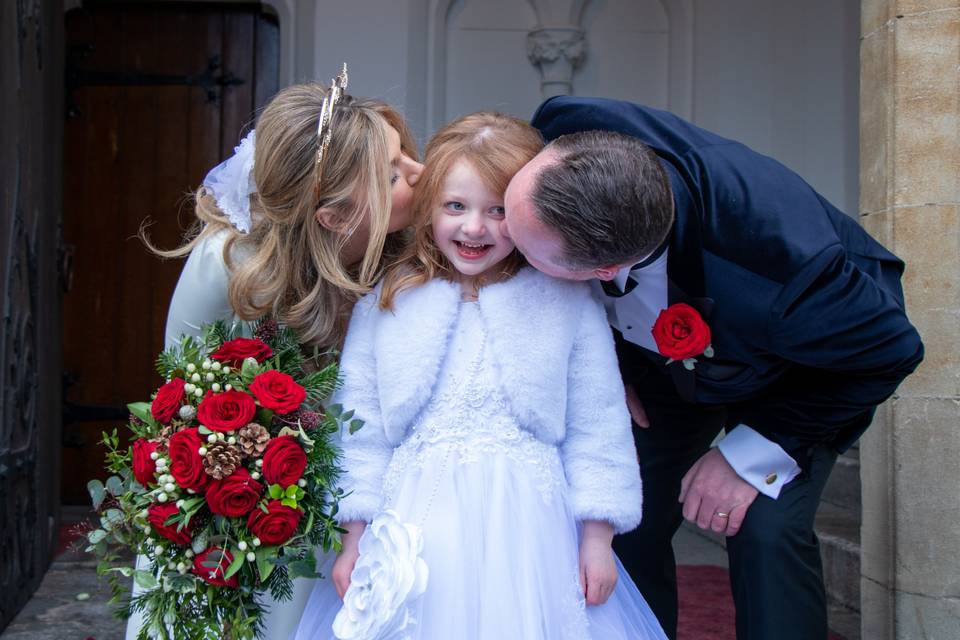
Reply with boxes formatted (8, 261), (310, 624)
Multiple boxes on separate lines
(680, 500), (861, 637)
(822, 447), (861, 512)
(816, 501), (861, 616)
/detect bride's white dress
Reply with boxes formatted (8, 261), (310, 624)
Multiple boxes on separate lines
(294, 302), (666, 640)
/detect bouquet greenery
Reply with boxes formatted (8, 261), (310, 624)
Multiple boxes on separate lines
(85, 319), (362, 640)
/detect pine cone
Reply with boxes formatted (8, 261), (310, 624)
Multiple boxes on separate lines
(237, 423), (271, 458)
(254, 319), (279, 342)
(203, 441), (242, 479)
(299, 411), (323, 431)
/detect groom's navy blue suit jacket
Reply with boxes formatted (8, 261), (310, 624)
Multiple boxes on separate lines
(532, 96), (923, 460)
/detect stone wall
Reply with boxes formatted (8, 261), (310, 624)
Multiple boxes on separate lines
(859, 1), (960, 637)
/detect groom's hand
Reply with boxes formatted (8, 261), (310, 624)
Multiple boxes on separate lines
(679, 448), (758, 537)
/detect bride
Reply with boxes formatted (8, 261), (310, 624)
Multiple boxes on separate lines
(128, 71), (422, 640)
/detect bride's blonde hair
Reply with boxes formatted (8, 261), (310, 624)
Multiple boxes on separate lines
(378, 112), (543, 310)
(146, 83), (417, 349)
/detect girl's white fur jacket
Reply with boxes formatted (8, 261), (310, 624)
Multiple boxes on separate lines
(335, 268), (643, 534)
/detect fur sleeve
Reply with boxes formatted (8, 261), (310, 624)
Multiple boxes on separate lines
(332, 291), (392, 523)
(560, 295), (643, 534)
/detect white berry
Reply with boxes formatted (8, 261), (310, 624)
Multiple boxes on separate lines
(251, 471), (261, 480)
(206, 373), (215, 382)
(225, 384), (233, 391)
(191, 373), (201, 383)
(212, 362), (222, 371)
(246, 552), (256, 562)
(211, 383), (221, 393)
(194, 388), (203, 398)
(186, 364), (196, 373)
(227, 437), (237, 445)
(238, 540), (248, 551)
(198, 447), (207, 456)
(177, 563), (188, 574)
(202, 360), (211, 370)
(164, 483), (176, 493)
(184, 383), (195, 394)
(252, 537), (261, 547)
(297, 479), (307, 488)
(207, 434), (217, 444)
(157, 493), (168, 503)
(255, 459), (263, 467)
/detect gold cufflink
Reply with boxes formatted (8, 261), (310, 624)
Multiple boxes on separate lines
(765, 473), (778, 485)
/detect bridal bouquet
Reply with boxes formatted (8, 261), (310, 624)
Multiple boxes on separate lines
(85, 320), (362, 640)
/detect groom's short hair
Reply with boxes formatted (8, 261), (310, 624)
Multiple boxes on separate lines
(531, 130), (674, 269)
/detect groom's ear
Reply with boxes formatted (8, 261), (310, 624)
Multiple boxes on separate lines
(594, 265), (621, 281)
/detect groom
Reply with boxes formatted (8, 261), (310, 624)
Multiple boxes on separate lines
(503, 96), (924, 640)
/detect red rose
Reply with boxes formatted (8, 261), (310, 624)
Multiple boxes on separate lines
(651, 303), (712, 361)
(249, 370), (306, 415)
(211, 337), (273, 366)
(168, 427), (208, 492)
(147, 502), (191, 545)
(205, 468), (263, 517)
(191, 547), (239, 588)
(247, 500), (303, 545)
(261, 436), (307, 487)
(132, 439), (158, 486)
(197, 390), (256, 433)
(151, 378), (186, 423)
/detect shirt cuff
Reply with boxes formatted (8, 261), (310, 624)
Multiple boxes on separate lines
(716, 425), (801, 499)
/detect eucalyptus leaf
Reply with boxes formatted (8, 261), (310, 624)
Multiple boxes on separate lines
(348, 419), (365, 435)
(326, 403), (342, 419)
(703, 345), (715, 358)
(104, 508), (125, 526)
(127, 402), (155, 426)
(682, 358), (696, 371)
(255, 546), (278, 581)
(287, 559), (319, 580)
(134, 570), (159, 590)
(87, 479), (106, 510)
(87, 528), (107, 544)
(198, 425), (212, 435)
(107, 566), (134, 577)
(340, 409), (354, 422)
(105, 475), (124, 496)
(223, 550), (246, 579)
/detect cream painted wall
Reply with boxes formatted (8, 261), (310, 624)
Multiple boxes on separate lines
(289, 0), (860, 214)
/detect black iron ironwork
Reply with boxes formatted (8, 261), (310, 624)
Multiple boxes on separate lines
(66, 44), (245, 117)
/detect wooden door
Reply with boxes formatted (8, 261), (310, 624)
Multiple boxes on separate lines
(60, 2), (279, 504)
(0, 0), (64, 629)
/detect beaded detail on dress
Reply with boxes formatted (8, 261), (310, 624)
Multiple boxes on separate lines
(381, 303), (566, 507)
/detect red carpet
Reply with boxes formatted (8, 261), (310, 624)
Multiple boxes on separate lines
(678, 565), (844, 640)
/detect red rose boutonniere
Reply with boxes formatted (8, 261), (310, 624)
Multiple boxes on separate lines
(651, 303), (715, 370)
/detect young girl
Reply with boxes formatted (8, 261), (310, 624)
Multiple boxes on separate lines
(294, 113), (667, 639)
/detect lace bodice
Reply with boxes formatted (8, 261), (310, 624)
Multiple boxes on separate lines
(381, 302), (566, 504)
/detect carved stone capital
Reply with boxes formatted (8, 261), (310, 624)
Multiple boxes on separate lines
(526, 28), (586, 68)
(526, 28), (587, 98)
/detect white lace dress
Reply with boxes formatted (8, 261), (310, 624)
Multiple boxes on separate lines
(293, 302), (666, 640)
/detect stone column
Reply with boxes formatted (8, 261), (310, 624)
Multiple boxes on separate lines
(859, 2), (960, 638)
(526, 27), (587, 98)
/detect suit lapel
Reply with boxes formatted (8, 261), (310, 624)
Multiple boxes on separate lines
(662, 162), (713, 402)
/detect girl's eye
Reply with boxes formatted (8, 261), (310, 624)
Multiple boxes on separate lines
(445, 201), (465, 212)
(489, 206), (506, 218)
(391, 173), (401, 186)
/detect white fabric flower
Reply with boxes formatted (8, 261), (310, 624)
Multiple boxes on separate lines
(332, 510), (429, 640)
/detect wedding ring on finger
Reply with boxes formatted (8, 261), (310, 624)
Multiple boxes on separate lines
(714, 511), (730, 518)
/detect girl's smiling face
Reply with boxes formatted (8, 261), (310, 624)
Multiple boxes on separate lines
(431, 159), (516, 288)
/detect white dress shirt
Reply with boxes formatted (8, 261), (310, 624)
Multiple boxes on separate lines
(592, 250), (800, 499)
